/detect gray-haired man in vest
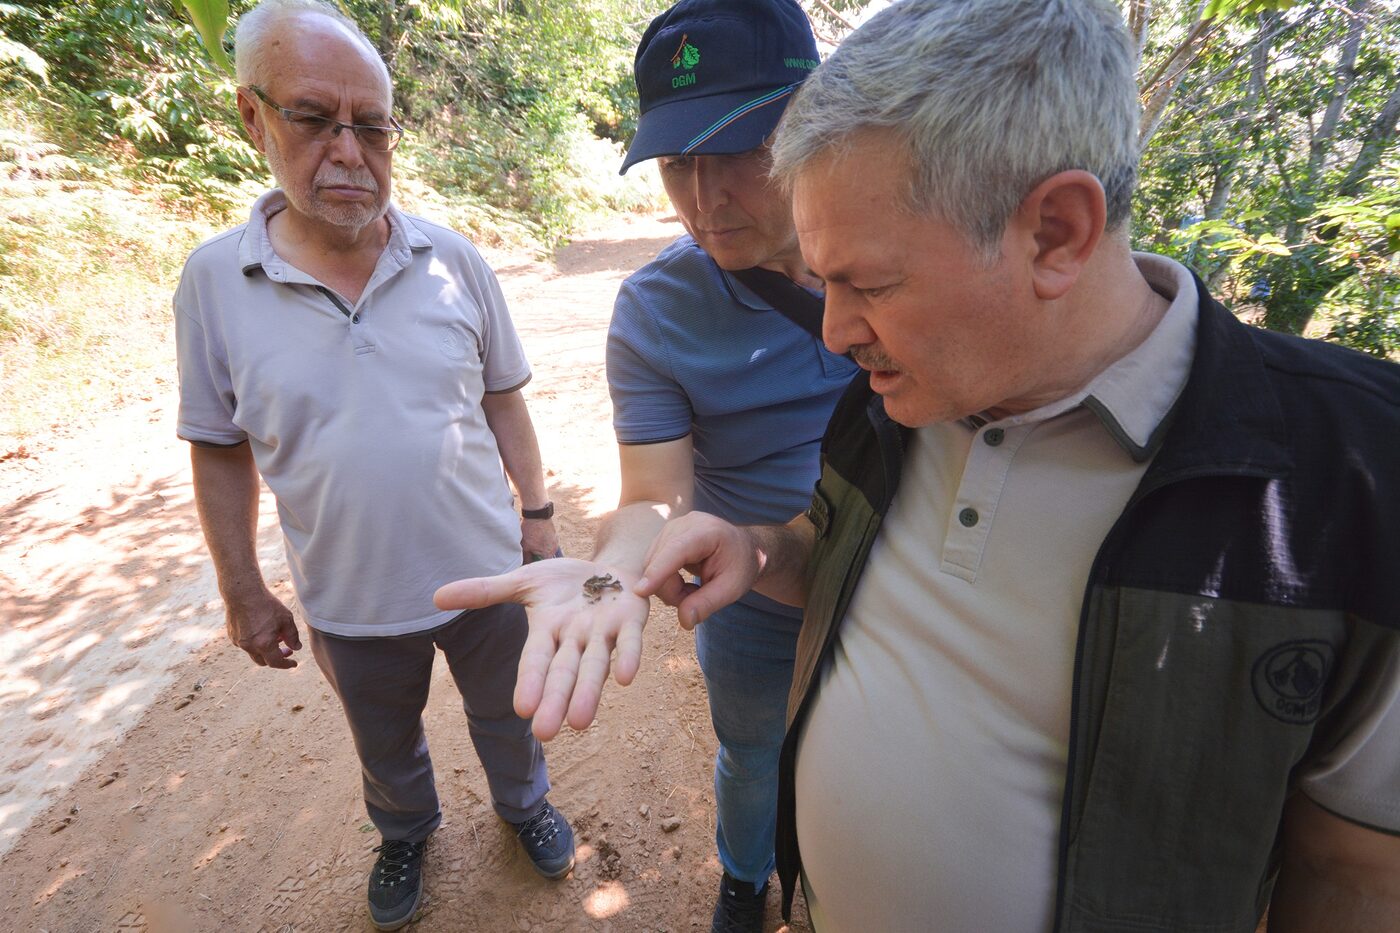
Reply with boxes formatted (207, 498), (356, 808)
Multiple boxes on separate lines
(464, 0), (1400, 930)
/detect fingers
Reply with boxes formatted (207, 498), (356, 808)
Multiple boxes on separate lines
(566, 632), (613, 732)
(227, 597), (299, 670)
(261, 629), (298, 668)
(513, 621), (561, 721)
(243, 634), (297, 669)
(647, 572), (694, 608)
(434, 571), (524, 611)
(635, 525), (715, 599)
(280, 615), (302, 651)
(674, 584), (712, 630)
(531, 637), (583, 742)
(612, 616), (645, 686)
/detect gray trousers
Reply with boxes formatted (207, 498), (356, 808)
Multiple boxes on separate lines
(309, 603), (550, 843)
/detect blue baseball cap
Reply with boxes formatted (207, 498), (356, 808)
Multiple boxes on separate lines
(619, 0), (820, 175)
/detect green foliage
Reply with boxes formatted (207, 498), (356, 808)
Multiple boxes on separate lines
(1, 0), (676, 437)
(351, 0), (670, 245)
(1131, 0), (1400, 355)
(2, 0), (671, 247)
(2, 0), (262, 213)
(1203, 0), (1297, 19)
(173, 0), (234, 74)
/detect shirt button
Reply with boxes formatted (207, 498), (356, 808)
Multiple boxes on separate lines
(351, 314), (361, 324)
(984, 428), (1005, 447)
(958, 507), (979, 528)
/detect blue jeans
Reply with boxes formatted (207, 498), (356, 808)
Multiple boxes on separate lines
(694, 597), (803, 886)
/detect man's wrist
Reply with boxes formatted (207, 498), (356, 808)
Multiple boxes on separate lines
(521, 501), (554, 520)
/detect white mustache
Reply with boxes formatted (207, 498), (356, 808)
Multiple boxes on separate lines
(315, 169), (378, 192)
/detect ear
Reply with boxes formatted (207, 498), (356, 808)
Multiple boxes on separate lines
(236, 86), (268, 154)
(1013, 170), (1106, 301)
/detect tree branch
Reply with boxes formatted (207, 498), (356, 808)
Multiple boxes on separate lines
(1306, 0), (1369, 182)
(1127, 0), (1153, 66)
(1339, 81), (1400, 197)
(803, 0), (856, 34)
(1138, 3), (1222, 148)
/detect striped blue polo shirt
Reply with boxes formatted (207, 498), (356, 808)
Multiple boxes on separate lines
(607, 235), (858, 613)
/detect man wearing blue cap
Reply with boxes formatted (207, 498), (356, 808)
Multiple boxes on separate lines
(436, 1), (854, 929)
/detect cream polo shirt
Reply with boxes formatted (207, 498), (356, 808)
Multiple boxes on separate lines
(795, 253), (1200, 932)
(175, 191), (530, 636)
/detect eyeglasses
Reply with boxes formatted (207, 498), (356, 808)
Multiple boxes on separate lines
(246, 85), (404, 152)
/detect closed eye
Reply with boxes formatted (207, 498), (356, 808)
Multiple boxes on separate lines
(855, 284), (895, 299)
(285, 113), (334, 131)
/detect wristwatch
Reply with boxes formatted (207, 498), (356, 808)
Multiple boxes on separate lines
(521, 501), (554, 520)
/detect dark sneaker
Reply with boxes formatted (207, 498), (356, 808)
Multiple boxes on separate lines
(367, 838), (426, 931)
(510, 799), (575, 878)
(710, 872), (769, 933)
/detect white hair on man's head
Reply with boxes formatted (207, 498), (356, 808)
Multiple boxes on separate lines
(771, 0), (1140, 257)
(234, 0), (389, 91)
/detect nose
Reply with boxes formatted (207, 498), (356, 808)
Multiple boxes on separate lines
(692, 157), (729, 214)
(821, 287), (875, 356)
(326, 123), (367, 167)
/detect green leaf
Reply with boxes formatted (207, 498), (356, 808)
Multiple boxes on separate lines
(175, 0), (234, 74)
(1203, 0), (1300, 19)
(1249, 235), (1293, 257)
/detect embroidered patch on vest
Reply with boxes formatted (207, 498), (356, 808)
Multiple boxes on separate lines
(1251, 639), (1334, 724)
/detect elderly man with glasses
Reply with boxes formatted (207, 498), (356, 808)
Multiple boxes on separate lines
(172, 1), (573, 928)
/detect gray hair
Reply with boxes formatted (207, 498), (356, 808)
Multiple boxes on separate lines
(234, 0), (389, 91)
(771, 0), (1140, 256)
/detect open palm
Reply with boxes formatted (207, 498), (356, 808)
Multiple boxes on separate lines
(434, 557), (650, 740)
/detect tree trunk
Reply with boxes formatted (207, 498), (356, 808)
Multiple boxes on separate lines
(1127, 0), (1153, 66)
(1138, 6), (1215, 148)
(1338, 81), (1400, 198)
(379, 2), (400, 70)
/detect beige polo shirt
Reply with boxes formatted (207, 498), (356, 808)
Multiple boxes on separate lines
(175, 191), (530, 636)
(795, 253), (1200, 932)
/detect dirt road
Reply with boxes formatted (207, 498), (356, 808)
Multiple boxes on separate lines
(0, 214), (810, 933)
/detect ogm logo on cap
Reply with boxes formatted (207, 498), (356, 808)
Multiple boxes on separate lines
(670, 33), (699, 88)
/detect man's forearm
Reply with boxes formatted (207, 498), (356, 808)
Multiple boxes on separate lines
(190, 443), (267, 602)
(1269, 794), (1400, 932)
(747, 515), (816, 608)
(482, 390), (549, 510)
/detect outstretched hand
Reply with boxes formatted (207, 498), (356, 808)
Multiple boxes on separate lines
(434, 558), (649, 740)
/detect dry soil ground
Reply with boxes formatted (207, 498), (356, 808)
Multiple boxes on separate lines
(0, 213), (812, 933)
